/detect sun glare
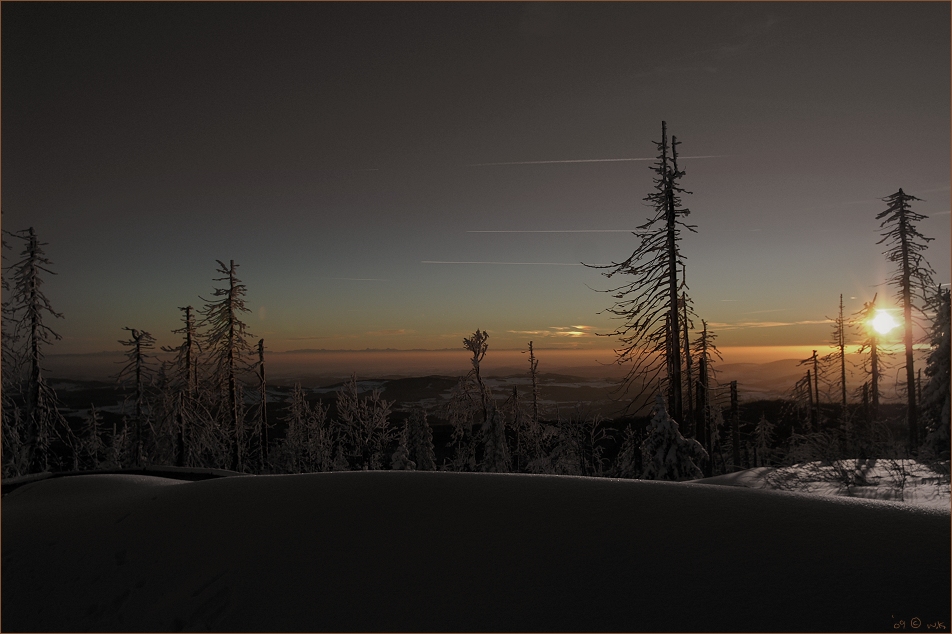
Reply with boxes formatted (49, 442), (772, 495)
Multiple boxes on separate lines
(871, 310), (899, 335)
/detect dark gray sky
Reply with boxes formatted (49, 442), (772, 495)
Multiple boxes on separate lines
(3, 2), (949, 356)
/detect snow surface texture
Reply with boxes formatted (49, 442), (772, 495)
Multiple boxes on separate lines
(692, 460), (951, 510)
(2, 472), (949, 632)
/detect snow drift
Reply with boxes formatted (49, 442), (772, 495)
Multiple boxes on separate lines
(2, 471), (949, 632)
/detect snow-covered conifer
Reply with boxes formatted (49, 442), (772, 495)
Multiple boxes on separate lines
(640, 394), (707, 481)
(921, 285), (950, 459)
(611, 426), (642, 479)
(406, 407), (436, 471)
(199, 260), (255, 471)
(80, 404), (104, 470)
(5, 228), (68, 472)
(444, 377), (478, 471)
(390, 443), (415, 470)
(116, 327), (157, 467)
(335, 375), (394, 470)
(753, 413), (775, 467)
(549, 407), (612, 476)
(480, 405), (511, 473)
(280, 383), (309, 473)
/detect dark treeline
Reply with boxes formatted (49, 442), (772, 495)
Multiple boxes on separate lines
(2, 125), (949, 480)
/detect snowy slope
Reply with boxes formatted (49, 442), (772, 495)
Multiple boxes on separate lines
(692, 460), (951, 510)
(2, 471), (949, 632)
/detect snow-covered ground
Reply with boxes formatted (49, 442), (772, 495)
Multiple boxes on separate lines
(691, 459), (951, 510)
(2, 471), (949, 632)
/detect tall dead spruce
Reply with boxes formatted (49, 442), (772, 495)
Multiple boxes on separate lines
(5, 228), (68, 472)
(116, 327), (157, 467)
(589, 121), (696, 420)
(876, 189), (935, 451)
(200, 260), (255, 471)
(851, 293), (888, 424)
(161, 305), (200, 467)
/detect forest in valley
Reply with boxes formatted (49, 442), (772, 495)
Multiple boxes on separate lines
(2, 123), (949, 487)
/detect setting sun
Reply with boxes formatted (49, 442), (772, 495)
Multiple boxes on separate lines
(871, 310), (899, 335)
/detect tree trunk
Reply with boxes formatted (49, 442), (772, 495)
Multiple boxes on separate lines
(258, 338), (268, 471)
(838, 295), (848, 412)
(730, 381), (740, 472)
(897, 213), (919, 450)
(681, 290), (694, 435)
(811, 351), (820, 428)
(806, 370), (815, 430)
(663, 131), (683, 423)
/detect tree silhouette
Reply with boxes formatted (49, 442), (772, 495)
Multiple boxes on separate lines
(692, 319), (721, 474)
(876, 189), (935, 451)
(640, 394), (707, 481)
(797, 350), (824, 429)
(463, 329), (491, 426)
(116, 327), (157, 467)
(5, 228), (68, 472)
(200, 260), (255, 471)
(822, 294), (849, 417)
(405, 407), (436, 471)
(255, 339), (269, 471)
(921, 285), (950, 458)
(336, 374), (393, 470)
(161, 305), (202, 467)
(588, 121), (696, 420)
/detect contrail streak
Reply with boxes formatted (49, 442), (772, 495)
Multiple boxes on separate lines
(466, 229), (648, 233)
(422, 261), (587, 266)
(469, 155), (731, 166)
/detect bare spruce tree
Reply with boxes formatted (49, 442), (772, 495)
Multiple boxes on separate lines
(876, 189), (936, 451)
(588, 121), (696, 420)
(116, 328), (157, 467)
(161, 305), (201, 467)
(200, 260), (255, 471)
(6, 228), (68, 472)
(526, 340), (540, 424)
(692, 319), (721, 476)
(850, 293), (892, 425)
(255, 338), (269, 471)
(797, 350), (823, 429)
(823, 295), (849, 417)
(680, 270), (696, 434)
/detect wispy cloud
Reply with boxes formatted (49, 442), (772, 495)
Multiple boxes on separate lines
(422, 261), (587, 266)
(739, 308), (790, 315)
(287, 336), (331, 341)
(507, 325), (595, 338)
(329, 277), (388, 281)
(366, 329), (412, 336)
(469, 155), (731, 167)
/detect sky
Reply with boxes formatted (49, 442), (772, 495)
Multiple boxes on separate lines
(2, 2), (950, 368)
